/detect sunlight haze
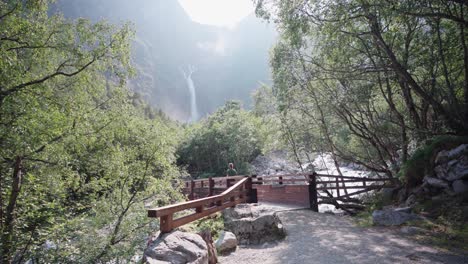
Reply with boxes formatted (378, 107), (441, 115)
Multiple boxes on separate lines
(178, 0), (254, 28)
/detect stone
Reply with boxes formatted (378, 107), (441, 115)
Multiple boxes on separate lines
(372, 207), (421, 226)
(400, 226), (427, 235)
(215, 231), (237, 255)
(435, 150), (449, 165)
(434, 145), (468, 182)
(452, 180), (468, 194)
(405, 194), (418, 207)
(434, 165), (448, 179)
(225, 214), (285, 245)
(423, 176), (449, 189)
(447, 144), (468, 160)
(223, 205), (285, 245)
(144, 231), (208, 264)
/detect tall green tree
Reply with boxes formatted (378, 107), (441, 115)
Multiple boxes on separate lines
(254, 0), (468, 180)
(177, 101), (265, 177)
(0, 1), (182, 262)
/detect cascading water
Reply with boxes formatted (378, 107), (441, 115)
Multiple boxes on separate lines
(181, 65), (199, 122)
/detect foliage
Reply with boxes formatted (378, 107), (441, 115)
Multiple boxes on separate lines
(0, 1), (183, 262)
(177, 101), (265, 177)
(181, 213), (224, 241)
(253, 0), (468, 181)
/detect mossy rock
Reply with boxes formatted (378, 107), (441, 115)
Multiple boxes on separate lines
(399, 135), (468, 188)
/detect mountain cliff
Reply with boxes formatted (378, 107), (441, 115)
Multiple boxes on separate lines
(54, 0), (276, 121)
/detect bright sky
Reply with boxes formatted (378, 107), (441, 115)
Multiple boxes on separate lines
(178, 0), (254, 28)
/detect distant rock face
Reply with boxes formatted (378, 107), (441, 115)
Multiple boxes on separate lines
(215, 231), (238, 255)
(250, 150), (301, 176)
(372, 207), (422, 226)
(144, 231), (208, 264)
(223, 204), (285, 245)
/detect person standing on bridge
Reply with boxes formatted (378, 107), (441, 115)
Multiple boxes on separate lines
(226, 163), (237, 176)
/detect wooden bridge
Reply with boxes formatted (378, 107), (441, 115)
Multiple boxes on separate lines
(148, 173), (397, 233)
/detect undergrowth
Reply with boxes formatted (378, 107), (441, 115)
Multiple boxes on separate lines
(398, 135), (468, 187)
(178, 212), (224, 241)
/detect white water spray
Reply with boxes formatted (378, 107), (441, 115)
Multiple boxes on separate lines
(181, 65), (199, 122)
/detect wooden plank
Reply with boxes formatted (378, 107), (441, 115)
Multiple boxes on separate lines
(317, 185), (384, 191)
(148, 178), (249, 217)
(331, 186), (392, 198)
(171, 197), (247, 229)
(318, 178), (393, 184)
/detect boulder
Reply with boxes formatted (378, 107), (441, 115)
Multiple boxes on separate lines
(215, 231), (237, 255)
(372, 207), (421, 226)
(434, 144), (468, 182)
(144, 231), (208, 264)
(404, 194), (418, 207)
(423, 176), (449, 189)
(452, 180), (468, 194)
(223, 205), (285, 245)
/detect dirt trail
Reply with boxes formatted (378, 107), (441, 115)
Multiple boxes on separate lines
(219, 208), (467, 264)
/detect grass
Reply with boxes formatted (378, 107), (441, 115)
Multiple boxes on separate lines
(177, 212), (225, 241)
(407, 216), (468, 252)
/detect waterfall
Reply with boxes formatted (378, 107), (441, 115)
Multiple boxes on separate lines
(181, 65), (199, 122)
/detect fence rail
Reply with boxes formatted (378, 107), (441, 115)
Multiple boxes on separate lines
(148, 177), (254, 233)
(149, 173), (397, 233)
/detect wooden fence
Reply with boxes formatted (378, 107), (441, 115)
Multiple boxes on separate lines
(148, 177), (254, 233)
(148, 173), (396, 233)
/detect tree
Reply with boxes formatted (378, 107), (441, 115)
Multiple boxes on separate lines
(254, 0), (468, 181)
(177, 101), (265, 177)
(0, 1), (182, 262)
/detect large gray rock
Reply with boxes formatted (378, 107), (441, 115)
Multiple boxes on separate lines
(435, 144), (468, 182)
(144, 231), (208, 264)
(372, 207), (421, 226)
(452, 180), (468, 194)
(223, 204), (285, 245)
(423, 176), (449, 189)
(215, 231), (237, 255)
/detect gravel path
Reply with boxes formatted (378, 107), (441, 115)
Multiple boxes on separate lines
(219, 207), (467, 264)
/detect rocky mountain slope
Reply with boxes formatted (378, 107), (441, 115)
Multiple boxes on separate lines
(54, 0), (277, 121)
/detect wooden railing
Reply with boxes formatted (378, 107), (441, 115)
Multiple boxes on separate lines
(149, 173), (397, 233)
(148, 177), (254, 233)
(183, 175), (246, 200)
(256, 173), (397, 198)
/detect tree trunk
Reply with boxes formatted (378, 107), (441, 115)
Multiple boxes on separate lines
(1, 156), (23, 264)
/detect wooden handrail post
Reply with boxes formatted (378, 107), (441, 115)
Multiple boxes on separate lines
(308, 173), (319, 212)
(335, 177), (340, 197)
(246, 176), (257, 203)
(227, 178), (235, 188)
(160, 214), (173, 233)
(190, 180), (195, 200)
(209, 177), (214, 196)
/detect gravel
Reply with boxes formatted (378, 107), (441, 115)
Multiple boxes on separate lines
(219, 205), (468, 264)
